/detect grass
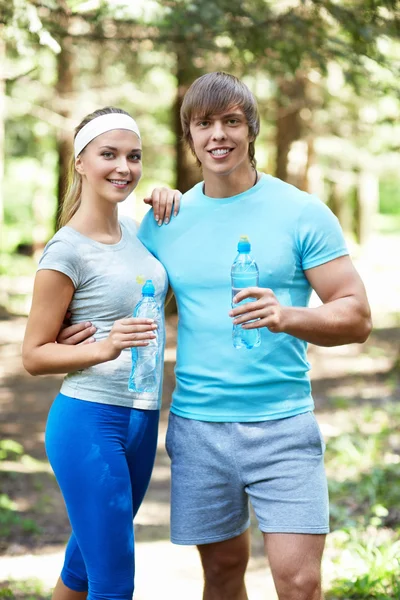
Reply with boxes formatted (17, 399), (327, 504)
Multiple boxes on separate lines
(326, 534), (400, 599)
(327, 404), (400, 530)
(0, 579), (51, 599)
(0, 442), (41, 541)
(324, 402), (400, 598)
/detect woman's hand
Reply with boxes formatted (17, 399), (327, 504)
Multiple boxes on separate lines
(56, 312), (96, 345)
(100, 317), (158, 361)
(143, 187), (182, 225)
(229, 287), (286, 333)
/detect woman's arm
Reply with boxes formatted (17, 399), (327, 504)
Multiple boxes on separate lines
(22, 270), (157, 375)
(142, 187), (182, 225)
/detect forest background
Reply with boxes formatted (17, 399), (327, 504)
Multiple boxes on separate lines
(0, 1), (400, 599)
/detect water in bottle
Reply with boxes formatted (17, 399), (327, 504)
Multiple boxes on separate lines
(231, 235), (261, 349)
(128, 279), (160, 393)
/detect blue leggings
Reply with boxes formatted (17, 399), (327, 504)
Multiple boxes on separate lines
(45, 393), (159, 599)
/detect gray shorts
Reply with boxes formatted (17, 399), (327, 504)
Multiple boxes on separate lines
(165, 411), (329, 545)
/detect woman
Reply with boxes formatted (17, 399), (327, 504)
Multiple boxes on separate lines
(22, 106), (180, 600)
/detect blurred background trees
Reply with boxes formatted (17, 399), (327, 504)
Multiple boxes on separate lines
(1, 4), (400, 597)
(0, 0), (399, 282)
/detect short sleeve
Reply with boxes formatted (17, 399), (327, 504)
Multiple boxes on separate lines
(37, 237), (81, 288)
(296, 196), (349, 270)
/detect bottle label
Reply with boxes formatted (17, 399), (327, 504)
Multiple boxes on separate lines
(231, 273), (258, 288)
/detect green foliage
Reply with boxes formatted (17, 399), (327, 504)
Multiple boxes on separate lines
(327, 536), (400, 599)
(2, 0), (61, 54)
(0, 439), (24, 461)
(0, 492), (40, 537)
(380, 178), (400, 215)
(0, 579), (51, 600)
(325, 401), (400, 597)
(0, 441), (41, 539)
(149, 0), (400, 81)
(376, 214), (400, 235)
(2, 155), (57, 248)
(0, 253), (36, 278)
(327, 405), (400, 531)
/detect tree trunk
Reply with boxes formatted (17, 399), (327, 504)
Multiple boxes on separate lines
(55, 31), (75, 230)
(174, 51), (202, 193)
(167, 52), (203, 316)
(328, 173), (354, 236)
(275, 76), (306, 184)
(0, 31), (5, 247)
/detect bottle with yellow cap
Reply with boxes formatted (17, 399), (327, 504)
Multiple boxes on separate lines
(231, 236), (261, 349)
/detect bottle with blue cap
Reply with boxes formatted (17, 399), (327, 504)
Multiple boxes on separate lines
(231, 235), (261, 349)
(128, 279), (161, 393)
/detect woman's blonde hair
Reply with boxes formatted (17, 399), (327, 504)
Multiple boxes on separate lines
(57, 106), (131, 228)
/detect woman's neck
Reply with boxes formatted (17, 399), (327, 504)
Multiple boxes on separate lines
(67, 199), (121, 244)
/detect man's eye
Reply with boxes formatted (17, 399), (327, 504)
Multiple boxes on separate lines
(228, 119), (239, 125)
(199, 121), (209, 127)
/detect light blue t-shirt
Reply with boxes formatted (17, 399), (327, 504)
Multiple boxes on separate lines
(38, 216), (168, 410)
(138, 174), (348, 422)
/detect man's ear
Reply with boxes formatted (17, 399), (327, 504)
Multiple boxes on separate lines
(75, 156), (85, 175)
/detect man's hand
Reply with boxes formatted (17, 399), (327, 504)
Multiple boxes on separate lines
(143, 187), (182, 226)
(56, 312), (97, 345)
(229, 288), (285, 333)
(229, 256), (372, 346)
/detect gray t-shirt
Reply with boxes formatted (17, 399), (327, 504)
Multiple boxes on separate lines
(38, 216), (168, 410)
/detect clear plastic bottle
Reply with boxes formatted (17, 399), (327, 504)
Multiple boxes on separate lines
(231, 235), (261, 350)
(128, 279), (160, 393)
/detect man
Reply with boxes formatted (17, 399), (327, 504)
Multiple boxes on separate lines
(139, 72), (371, 600)
(63, 72), (372, 600)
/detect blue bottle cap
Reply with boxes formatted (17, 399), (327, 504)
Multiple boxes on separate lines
(142, 279), (155, 296)
(237, 235), (251, 253)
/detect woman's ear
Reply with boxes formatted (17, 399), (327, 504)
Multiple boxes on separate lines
(75, 156), (85, 175)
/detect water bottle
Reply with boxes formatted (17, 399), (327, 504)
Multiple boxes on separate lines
(231, 235), (261, 349)
(128, 279), (160, 393)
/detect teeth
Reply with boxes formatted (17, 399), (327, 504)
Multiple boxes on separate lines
(109, 180), (128, 184)
(211, 149), (230, 156)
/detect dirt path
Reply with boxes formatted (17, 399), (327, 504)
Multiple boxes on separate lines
(0, 310), (399, 599)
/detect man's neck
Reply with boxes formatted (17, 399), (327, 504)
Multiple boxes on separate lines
(203, 164), (257, 199)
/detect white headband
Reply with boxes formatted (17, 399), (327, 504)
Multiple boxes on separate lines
(74, 113), (141, 158)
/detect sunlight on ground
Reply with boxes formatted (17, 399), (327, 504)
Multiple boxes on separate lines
(0, 545), (278, 600)
(1, 232), (399, 599)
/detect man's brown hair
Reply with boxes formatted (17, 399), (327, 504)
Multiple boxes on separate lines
(180, 72), (260, 168)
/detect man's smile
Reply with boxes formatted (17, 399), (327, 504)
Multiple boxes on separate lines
(208, 147), (233, 158)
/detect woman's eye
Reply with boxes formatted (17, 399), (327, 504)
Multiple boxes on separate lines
(102, 152), (114, 159)
(129, 154), (142, 161)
